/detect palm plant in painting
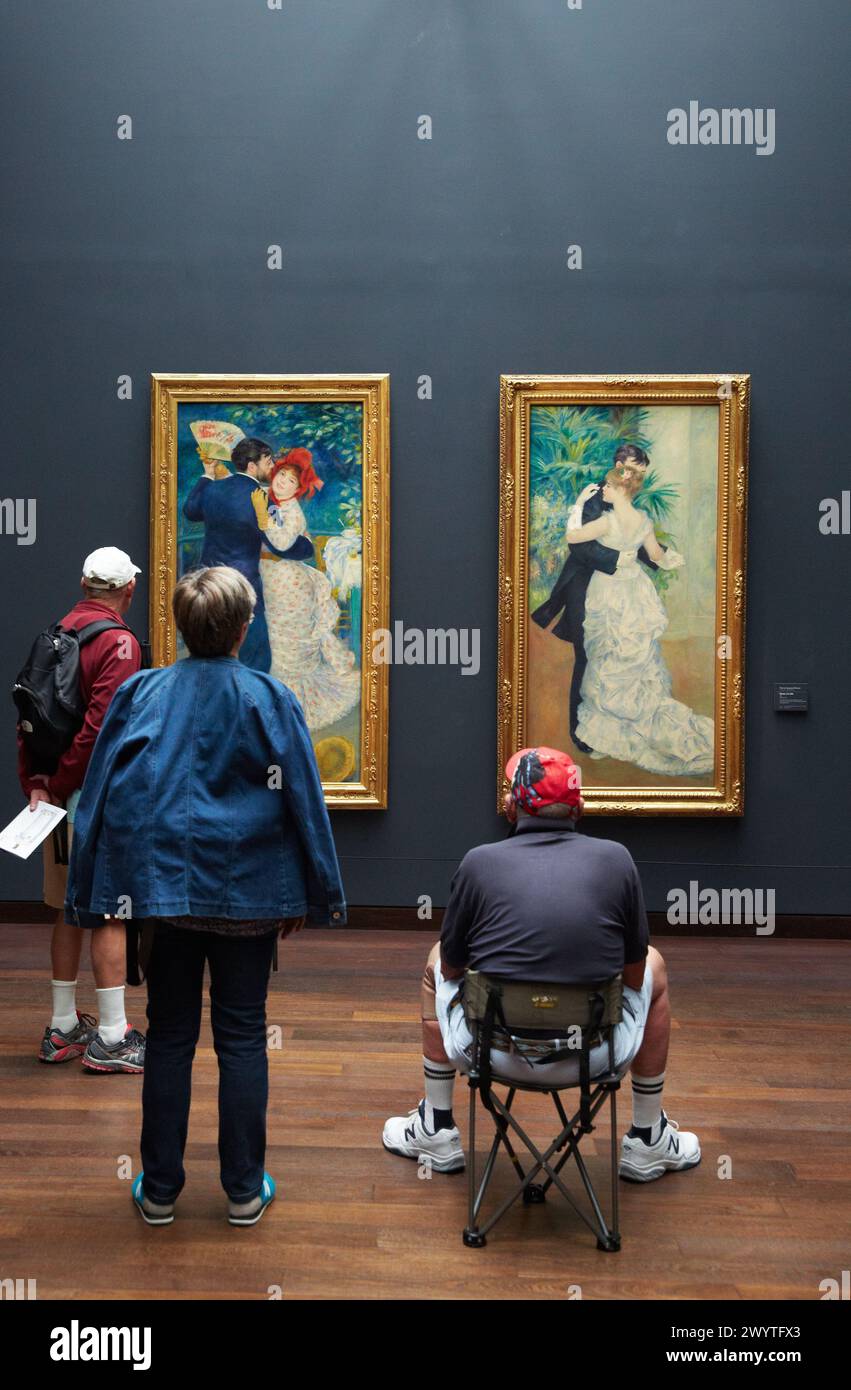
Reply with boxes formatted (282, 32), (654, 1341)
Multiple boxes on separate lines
(529, 404), (681, 607)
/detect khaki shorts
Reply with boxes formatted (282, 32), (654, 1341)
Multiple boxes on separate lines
(42, 790), (81, 913)
(43, 822), (72, 911)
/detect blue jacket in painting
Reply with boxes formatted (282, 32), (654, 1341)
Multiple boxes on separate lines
(65, 657), (347, 927)
(183, 472), (313, 612)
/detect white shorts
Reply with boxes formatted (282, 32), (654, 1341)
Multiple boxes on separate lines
(434, 958), (653, 1087)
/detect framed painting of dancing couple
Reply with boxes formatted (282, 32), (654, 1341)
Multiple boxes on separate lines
(150, 373), (390, 808)
(497, 374), (749, 815)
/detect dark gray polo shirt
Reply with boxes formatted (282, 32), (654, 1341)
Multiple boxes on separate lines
(439, 819), (649, 983)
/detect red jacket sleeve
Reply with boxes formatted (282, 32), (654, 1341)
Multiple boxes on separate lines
(48, 632), (142, 802)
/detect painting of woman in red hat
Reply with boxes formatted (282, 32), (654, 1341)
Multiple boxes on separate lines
(260, 449), (361, 733)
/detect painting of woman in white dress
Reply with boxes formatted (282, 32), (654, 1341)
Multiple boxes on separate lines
(525, 398), (724, 794)
(499, 377), (748, 813)
(566, 463), (714, 775)
(261, 449), (361, 733)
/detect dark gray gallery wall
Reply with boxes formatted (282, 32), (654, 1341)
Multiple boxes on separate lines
(1, 1), (849, 913)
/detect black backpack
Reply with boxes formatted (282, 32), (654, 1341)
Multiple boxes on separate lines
(13, 620), (132, 774)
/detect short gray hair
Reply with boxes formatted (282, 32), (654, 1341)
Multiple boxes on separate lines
(517, 803), (580, 822)
(83, 581), (132, 601)
(172, 566), (256, 657)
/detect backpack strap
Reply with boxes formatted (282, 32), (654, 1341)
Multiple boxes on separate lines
(74, 619), (132, 647)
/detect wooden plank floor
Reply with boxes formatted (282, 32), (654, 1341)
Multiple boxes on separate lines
(1, 927), (849, 1301)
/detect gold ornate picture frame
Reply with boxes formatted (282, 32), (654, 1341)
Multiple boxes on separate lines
(497, 374), (748, 815)
(150, 373), (390, 809)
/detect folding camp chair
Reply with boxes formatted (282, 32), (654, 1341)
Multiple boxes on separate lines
(461, 969), (624, 1251)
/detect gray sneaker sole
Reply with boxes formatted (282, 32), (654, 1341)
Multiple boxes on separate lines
(619, 1151), (701, 1183)
(382, 1139), (465, 1174)
(228, 1196), (275, 1226)
(82, 1053), (144, 1074)
(133, 1200), (174, 1226)
(38, 1043), (87, 1063)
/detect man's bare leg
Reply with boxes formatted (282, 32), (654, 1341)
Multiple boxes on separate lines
(48, 911), (85, 1034)
(422, 941), (454, 1060)
(620, 945), (701, 1180)
(40, 910), (100, 1062)
(90, 921), (129, 1046)
(90, 921), (126, 990)
(630, 944), (670, 1078)
(381, 941), (464, 1171)
(420, 941), (457, 1129)
(51, 912), (84, 983)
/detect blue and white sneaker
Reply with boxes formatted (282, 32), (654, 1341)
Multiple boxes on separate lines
(619, 1114), (701, 1183)
(132, 1172), (175, 1225)
(228, 1173), (276, 1226)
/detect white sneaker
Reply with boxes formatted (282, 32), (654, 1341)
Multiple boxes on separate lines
(382, 1101), (465, 1173)
(619, 1114), (701, 1183)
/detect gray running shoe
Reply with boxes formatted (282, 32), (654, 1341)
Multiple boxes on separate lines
(38, 1011), (98, 1063)
(227, 1173), (276, 1227)
(82, 1026), (146, 1074)
(132, 1173), (174, 1225)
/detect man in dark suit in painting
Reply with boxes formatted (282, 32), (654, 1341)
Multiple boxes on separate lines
(183, 437), (314, 672)
(531, 444), (661, 754)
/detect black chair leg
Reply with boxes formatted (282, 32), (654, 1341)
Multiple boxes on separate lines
(463, 1073), (487, 1247)
(466, 1083), (623, 1251)
(604, 1083), (621, 1251)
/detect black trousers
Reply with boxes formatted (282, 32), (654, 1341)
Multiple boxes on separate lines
(569, 641), (589, 744)
(140, 925), (276, 1204)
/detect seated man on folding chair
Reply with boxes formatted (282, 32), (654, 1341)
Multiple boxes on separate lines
(383, 746), (700, 1183)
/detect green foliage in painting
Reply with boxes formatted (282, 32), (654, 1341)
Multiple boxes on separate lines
(226, 402), (362, 480)
(337, 482), (362, 533)
(529, 405), (680, 607)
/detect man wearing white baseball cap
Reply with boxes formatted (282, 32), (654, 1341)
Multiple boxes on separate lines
(16, 546), (146, 1073)
(82, 546), (142, 590)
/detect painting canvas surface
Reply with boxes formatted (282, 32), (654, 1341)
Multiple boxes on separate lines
(176, 400), (364, 785)
(527, 403), (719, 790)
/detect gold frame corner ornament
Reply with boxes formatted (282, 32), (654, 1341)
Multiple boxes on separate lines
(496, 374), (748, 816)
(149, 373), (390, 809)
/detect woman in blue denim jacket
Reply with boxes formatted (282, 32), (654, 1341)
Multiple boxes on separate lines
(67, 565), (346, 1227)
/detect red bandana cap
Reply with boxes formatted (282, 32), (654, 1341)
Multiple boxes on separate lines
(505, 746), (582, 814)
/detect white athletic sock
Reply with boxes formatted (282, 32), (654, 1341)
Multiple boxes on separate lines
(96, 987), (127, 1047)
(631, 1071), (666, 1139)
(423, 1056), (456, 1130)
(51, 980), (78, 1034)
